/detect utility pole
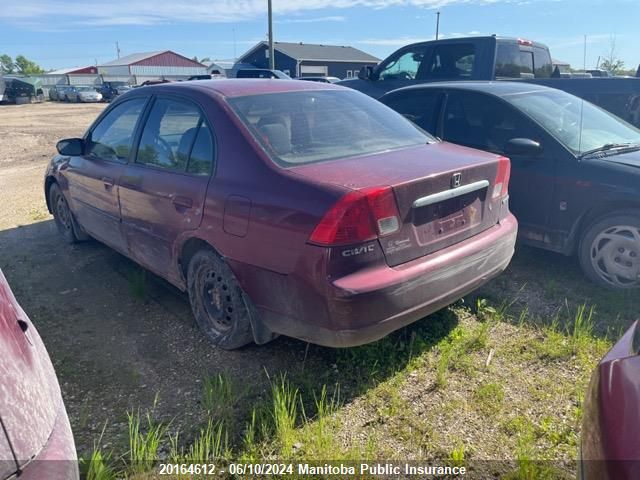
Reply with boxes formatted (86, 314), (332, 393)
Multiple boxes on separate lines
(116, 41), (121, 59)
(268, 0), (275, 69)
(583, 35), (587, 71)
(435, 11), (440, 40)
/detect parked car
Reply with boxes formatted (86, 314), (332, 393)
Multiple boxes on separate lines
(45, 80), (517, 349)
(235, 69), (291, 79)
(48, 85), (61, 101)
(298, 76), (341, 83)
(66, 85), (103, 103)
(59, 86), (78, 102)
(55, 85), (71, 102)
(580, 319), (640, 479)
(98, 81), (132, 101)
(0, 268), (79, 480)
(381, 81), (640, 288)
(339, 35), (640, 127)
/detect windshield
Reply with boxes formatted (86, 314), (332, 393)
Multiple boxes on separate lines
(504, 89), (640, 155)
(77, 86), (94, 92)
(229, 90), (432, 166)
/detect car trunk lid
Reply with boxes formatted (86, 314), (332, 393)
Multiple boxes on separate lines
(0, 269), (61, 471)
(291, 142), (507, 266)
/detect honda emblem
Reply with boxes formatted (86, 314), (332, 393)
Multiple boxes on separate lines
(451, 173), (462, 188)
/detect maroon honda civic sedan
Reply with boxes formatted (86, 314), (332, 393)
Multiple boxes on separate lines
(45, 79), (517, 349)
(0, 269), (78, 480)
(580, 319), (640, 479)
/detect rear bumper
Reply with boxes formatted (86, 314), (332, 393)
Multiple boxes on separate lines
(19, 405), (79, 480)
(287, 214), (517, 347)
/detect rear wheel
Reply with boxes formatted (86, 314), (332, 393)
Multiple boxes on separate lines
(187, 249), (253, 349)
(579, 211), (640, 289)
(49, 183), (88, 243)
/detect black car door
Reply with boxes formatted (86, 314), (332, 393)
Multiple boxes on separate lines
(436, 89), (561, 245)
(379, 88), (444, 135)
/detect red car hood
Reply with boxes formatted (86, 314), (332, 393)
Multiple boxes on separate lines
(0, 269), (64, 475)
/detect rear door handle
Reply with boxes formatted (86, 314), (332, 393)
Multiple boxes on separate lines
(172, 196), (193, 209)
(101, 176), (115, 188)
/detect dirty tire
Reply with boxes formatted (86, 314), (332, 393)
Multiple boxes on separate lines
(49, 183), (89, 243)
(579, 211), (640, 289)
(187, 249), (253, 349)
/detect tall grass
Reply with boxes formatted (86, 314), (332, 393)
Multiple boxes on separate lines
(127, 409), (168, 474)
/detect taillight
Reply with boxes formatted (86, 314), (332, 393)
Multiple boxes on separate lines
(517, 38), (533, 46)
(309, 186), (401, 246)
(492, 156), (511, 199)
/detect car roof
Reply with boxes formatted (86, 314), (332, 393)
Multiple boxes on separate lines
(384, 80), (560, 98)
(137, 79), (344, 98)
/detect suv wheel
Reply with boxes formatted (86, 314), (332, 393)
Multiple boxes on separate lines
(187, 249), (253, 349)
(49, 183), (89, 243)
(579, 211), (640, 289)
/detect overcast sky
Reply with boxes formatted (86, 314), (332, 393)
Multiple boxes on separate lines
(0, 0), (638, 71)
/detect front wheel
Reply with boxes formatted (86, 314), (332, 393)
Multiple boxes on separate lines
(579, 211), (640, 289)
(49, 183), (89, 243)
(187, 250), (253, 349)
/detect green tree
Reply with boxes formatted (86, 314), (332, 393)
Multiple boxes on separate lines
(0, 54), (14, 74)
(14, 55), (44, 75)
(599, 35), (625, 75)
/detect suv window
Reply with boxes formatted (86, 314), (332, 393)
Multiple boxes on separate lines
(442, 90), (529, 153)
(381, 90), (442, 134)
(424, 43), (475, 80)
(136, 98), (213, 174)
(87, 98), (147, 162)
(377, 47), (427, 81)
(533, 46), (553, 78)
(495, 43), (534, 78)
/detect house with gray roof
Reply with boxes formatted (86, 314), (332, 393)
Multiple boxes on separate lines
(237, 41), (380, 79)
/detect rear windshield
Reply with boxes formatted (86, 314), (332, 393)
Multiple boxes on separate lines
(228, 89), (432, 166)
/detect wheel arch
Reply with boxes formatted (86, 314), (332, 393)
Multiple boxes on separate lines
(44, 176), (58, 213)
(178, 236), (221, 283)
(570, 199), (640, 254)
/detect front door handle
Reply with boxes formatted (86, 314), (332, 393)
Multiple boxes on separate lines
(101, 176), (115, 188)
(172, 195), (193, 209)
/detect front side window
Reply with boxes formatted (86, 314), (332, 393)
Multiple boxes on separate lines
(136, 98), (213, 174)
(495, 43), (534, 78)
(229, 90), (432, 166)
(377, 47), (427, 81)
(87, 97), (147, 162)
(424, 43), (476, 79)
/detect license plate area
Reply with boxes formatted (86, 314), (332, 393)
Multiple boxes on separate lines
(412, 190), (483, 245)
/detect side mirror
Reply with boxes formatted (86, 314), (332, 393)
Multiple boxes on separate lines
(504, 138), (543, 156)
(56, 138), (84, 156)
(358, 65), (375, 80)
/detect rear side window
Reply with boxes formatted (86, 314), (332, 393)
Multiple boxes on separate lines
(495, 43), (534, 78)
(441, 90), (529, 154)
(381, 90), (442, 134)
(229, 90), (431, 166)
(136, 98), (213, 174)
(533, 47), (553, 78)
(423, 43), (476, 80)
(87, 98), (147, 163)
